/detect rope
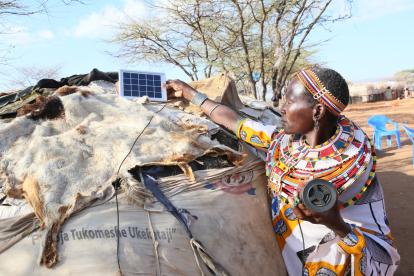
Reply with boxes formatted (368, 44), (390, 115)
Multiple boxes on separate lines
(190, 238), (205, 276)
(147, 212), (161, 276)
(139, 168), (230, 276)
(115, 185), (122, 275)
(190, 239), (229, 276)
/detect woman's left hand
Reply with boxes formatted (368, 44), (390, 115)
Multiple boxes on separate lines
(290, 199), (351, 238)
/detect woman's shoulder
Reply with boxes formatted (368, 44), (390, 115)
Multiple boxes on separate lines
(341, 115), (369, 138)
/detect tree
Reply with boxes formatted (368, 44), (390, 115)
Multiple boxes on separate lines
(394, 69), (414, 87)
(0, 0), (85, 64)
(0, 1), (38, 17)
(0, 1), (84, 17)
(8, 64), (62, 89)
(113, 0), (351, 102)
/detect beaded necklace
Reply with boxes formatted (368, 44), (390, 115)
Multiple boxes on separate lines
(266, 116), (376, 208)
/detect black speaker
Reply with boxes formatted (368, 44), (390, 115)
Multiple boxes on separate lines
(300, 179), (337, 213)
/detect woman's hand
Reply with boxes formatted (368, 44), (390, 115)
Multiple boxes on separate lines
(165, 79), (242, 133)
(290, 199), (351, 238)
(165, 79), (197, 101)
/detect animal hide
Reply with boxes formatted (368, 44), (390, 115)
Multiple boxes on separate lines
(0, 85), (243, 267)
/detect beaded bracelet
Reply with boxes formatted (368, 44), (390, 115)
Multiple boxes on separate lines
(190, 91), (208, 106)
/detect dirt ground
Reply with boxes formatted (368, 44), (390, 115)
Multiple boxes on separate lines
(343, 98), (414, 276)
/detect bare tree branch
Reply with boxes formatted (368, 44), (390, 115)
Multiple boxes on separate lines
(112, 0), (352, 101)
(10, 64), (62, 88)
(0, 0), (86, 67)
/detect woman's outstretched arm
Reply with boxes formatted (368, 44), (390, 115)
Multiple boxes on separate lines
(166, 79), (242, 133)
(166, 79), (277, 149)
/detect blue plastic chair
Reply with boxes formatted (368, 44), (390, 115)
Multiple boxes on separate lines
(367, 115), (401, 150)
(402, 125), (414, 167)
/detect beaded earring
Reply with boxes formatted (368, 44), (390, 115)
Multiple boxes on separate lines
(314, 118), (320, 130)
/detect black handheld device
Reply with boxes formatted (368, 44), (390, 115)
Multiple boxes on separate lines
(298, 179), (337, 213)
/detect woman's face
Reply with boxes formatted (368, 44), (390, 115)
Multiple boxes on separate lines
(280, 77), (315, 135)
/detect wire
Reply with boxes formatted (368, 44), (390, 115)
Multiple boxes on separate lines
(115, 104), (167, 176)
(297, 218), (306, 275)
(113, 104), (167, 275)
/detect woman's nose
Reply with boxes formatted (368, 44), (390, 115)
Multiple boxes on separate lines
(279, 101), (286, 115)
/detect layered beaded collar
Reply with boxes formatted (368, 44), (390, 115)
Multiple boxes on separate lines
(266, 116), (376, 208)
(279, 116), (361, 171)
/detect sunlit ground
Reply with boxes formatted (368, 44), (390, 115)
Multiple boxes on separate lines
(343, 97), (414, 275)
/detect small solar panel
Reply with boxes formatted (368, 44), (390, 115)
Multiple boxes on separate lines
(119, 69), (167, 102)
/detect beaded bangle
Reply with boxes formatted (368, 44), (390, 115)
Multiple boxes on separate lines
(190, 91), (208, 106)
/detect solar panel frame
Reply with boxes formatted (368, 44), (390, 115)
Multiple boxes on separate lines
(119, 69), (167, 102)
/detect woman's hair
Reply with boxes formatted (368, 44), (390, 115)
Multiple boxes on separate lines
(303, 67), (350, 108)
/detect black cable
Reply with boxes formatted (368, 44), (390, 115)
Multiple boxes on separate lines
(297, 218), (306, 275)
(113, 104), (167, 275)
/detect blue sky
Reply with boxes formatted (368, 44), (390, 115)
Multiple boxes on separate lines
(0, 0), (413, 90)
(311, 0), (414, 82)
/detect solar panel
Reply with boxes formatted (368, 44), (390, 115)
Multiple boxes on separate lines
(119, 69), (167, 102)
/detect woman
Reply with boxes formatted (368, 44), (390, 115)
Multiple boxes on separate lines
(166, 67), (400, 275)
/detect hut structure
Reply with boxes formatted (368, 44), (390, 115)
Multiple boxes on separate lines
(348, 81), (404, 104)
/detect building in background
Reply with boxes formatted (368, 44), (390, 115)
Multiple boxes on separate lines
(348, 81), (405, 104)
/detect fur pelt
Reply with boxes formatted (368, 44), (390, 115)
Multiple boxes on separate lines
(0, 86), (242, 267)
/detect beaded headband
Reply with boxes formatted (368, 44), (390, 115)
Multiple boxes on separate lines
(296, 69), (346, 116)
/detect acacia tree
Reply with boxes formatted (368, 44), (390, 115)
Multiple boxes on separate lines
(394, 69), (414, 87)
(113, 0), (351, 102)
(113, 1), (222, 81)
(7, 64), (61, 88)
(0, 0), (85, 65)
(0, 0), (85, 20)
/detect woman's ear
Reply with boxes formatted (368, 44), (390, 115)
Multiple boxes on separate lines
(312, 103), (326, 121)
